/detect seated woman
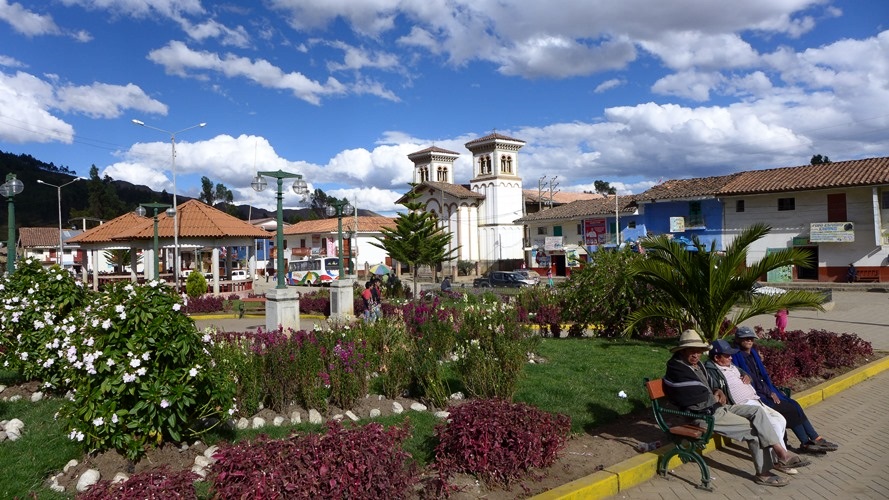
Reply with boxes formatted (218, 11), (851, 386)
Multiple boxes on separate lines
(705, 339), (796, 474)
(731, 326), (839, 453)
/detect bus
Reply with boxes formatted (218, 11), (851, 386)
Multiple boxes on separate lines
(287, 257), (346, 285)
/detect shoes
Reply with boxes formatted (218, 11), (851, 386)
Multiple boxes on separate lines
(813, 438), (839, 451)
(773, 464), (799, 475)
(755, 474), (789, 487)
(801, 440), (834, 453)
(777, 454), (811, 468)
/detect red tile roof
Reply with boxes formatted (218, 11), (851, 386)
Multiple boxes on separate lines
(282, 216), (396, 236)
(719, 157), (889, 195)
(523, 190), (602, 204)
(407, 146), (461, 159)
(516, 195), (640, 223)
(18, 227), (60, 247)
(465, 132), (525, 147)
(67, 213), (145, 244)
(115, 200), (271, 240)
(638, 173), (742, 201)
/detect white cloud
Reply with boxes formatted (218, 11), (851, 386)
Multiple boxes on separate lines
(0, 71), (74, 143)
(147, 41), (348, 105)
(0, 54), (25, 68)
(56, 82), (168, 118)
(0, 0), (61, 36)
(595, 78), (624, 93)
(59, 0), (204, 19)
(651, 70), (725, 101)
(179, 18), (251, 47)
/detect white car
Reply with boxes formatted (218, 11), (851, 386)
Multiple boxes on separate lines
(751, 282), (786, 296)
(230, 270), (250, 281)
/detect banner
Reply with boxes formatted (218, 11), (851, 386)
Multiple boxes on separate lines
(583, 218), (607, 246)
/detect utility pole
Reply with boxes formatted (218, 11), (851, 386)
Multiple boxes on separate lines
(538, 176), (546, 212)
(548, 176), (560, 208)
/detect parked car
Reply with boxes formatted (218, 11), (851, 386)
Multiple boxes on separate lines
(473, 271), (529, 288)
(231, 270), (250, 281)
(514, 269), (540, 286)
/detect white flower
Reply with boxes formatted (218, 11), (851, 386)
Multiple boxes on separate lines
(93, 417), (104, 426)
(129, 358), (141, 368)
(106, 359), (116, 367)
(122, 373), (136, 383)
(189, 367), (199, 377)
(172, 303), (181, 312)
(115, 305), (125, 313)
(618, 390), (628, 399)
(102, 319), (112, 329)
(111, 414), (119, 424)
(136, 367), (147, 376)
(160, 399), (170, 408)
(142, 352), (150, 361)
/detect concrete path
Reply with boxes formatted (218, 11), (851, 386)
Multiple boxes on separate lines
(613, 368), (889, 499)
(739, 290), (889, 350)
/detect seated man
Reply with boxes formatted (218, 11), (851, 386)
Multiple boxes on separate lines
(664, 330), (809, 487)
(731, 326), (839, 453)
(704, 339), (796, 475)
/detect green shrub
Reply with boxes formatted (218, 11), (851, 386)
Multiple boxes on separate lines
(55, 280), (236, 460)
(0, 258), (89, 388)
(360, 316), (412, 399)
(207, 328), (264, 416)
(455, 295), (537, 400)
(185, 270), (208, 298)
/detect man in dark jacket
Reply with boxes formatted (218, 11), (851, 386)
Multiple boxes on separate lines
(664, 330), (808, 486)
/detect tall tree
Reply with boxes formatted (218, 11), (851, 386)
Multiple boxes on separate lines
(625, 223), (826, 340)
(308, 188), (342, 217)
(371, 188), (457, 297)
(810, 154), (831, 165)
(593, 180), (616, 195)
(78, 165), (125, 220)
(198, 176), (234, 206)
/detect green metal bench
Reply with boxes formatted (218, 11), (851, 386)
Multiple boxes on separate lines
(645, 377), (716, 491)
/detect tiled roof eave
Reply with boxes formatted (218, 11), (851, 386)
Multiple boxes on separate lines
(718, 182), (889, 197)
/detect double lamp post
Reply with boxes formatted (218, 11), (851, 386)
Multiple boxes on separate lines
(37, 177), (83, 266)
(1, 174), (23, 273)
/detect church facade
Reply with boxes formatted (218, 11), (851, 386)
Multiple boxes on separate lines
(401, 133), (526, 271)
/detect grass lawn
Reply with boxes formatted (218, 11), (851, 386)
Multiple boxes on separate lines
(0, 337), (673, 497)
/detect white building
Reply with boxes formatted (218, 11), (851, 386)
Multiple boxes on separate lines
(402, 133), (526, 272)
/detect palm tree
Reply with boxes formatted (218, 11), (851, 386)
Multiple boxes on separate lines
(103, 249), (141, 274)
(625, 223), (826, 341)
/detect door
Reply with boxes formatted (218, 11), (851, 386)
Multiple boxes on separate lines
(795, 246), (819, 280)
(765, 248), (793, 283)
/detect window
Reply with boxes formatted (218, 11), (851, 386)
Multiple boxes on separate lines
(576, 223), (582, 235)
(736, 200), (745, 213)
(882, 191), (889, 209)
(778, 198), (795, 211)
(553, 226), (563, 237)
(688, 201), (704, 227)
(300, 239), (307, 248)
(827, 193), (847, 222)
(537, 227), (548, 235)
(628, 221), (636, 229)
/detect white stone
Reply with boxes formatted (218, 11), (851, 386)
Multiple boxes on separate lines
(179, 442), (190, 451)
(194, 455), (212, 468)
(204, 445), (220, 459)
(49, 476), (65, 493)
(392, 401), (404, 414)
(191, 464), (208, 478)
(63, 459), (79, 473)
(8, 395), (21, 402)
(273, 416), (286, 426)
(369, 408), (381, 418)
(6, 428), (21, 441)
(112, 472), (129, 484)
(345, 411), (359, 421)
(434, 411), (450, 419)
(251, 416), (266, 429)
(30, 391), (44, 402)
(0, 385), (5, 393)
(332, 414), (344, 422)
(236, 418), (249, 430)
(4, 418), (23, 432)
(449, 392), (465, 400)
(76, 469), (101, 492)
(308, 409), (323, 425)
(0, 431), (7, 442)
(290, 411), (302, 424)
(410, 402), (428, 412)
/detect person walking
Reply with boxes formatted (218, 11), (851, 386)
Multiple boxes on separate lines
(775, 309), (788, 335)
(546, 268), (554, 288)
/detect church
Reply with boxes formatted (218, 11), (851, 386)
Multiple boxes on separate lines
(399, 133), (527, 273)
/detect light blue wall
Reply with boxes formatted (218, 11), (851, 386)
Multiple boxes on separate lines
(641, 199), (725, 251)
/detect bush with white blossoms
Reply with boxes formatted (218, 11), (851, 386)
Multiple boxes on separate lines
(54, 280), (236, 461)
(0, 258), (88, 388)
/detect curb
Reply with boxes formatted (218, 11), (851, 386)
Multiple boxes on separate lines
(532, 353), (889, 500)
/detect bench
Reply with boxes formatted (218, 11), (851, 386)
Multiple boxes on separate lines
(645, 378), (716, 491)
(238, 297), (267, 318)
(856, 269), (880, 282)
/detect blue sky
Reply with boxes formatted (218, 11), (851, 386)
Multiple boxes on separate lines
(1, 0), (888, 215)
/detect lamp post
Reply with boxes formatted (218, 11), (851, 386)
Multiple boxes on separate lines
(1, 174), (24, 273)
(37, 177), (83, 266)
(132, 119), (206, 290)
(325, 200), (354, 279)
(136, 202), (172, 278)
(251, 170), (308, 289)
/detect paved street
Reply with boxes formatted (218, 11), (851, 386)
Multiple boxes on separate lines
(614, 368), (889, 500)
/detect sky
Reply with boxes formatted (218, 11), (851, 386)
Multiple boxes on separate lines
(1, 0), (888, 216)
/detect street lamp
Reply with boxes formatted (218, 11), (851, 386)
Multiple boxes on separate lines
(251, 170), (308, 289)
(1, 174), (24, 273)
(37, 177), (83, 266)
(132, 119), (206, 290)
(325, 200), (354, 279)
(135, 202), (172, 278)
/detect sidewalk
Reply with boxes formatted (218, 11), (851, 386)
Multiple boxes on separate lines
(611, 364), (889, 499)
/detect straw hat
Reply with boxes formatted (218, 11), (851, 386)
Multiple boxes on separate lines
(670, 329), (711, 353)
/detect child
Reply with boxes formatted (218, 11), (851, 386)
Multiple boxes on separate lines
(775, 309), (788, 334)
(546, 268), (554, 288)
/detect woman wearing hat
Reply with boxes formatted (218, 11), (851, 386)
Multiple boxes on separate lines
(664, 330), (808, 486)
(731, 326), (838, 453)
